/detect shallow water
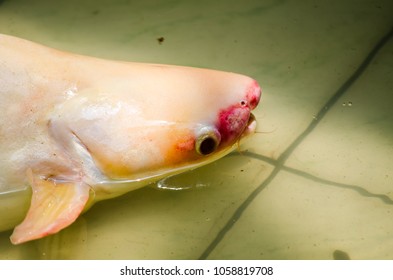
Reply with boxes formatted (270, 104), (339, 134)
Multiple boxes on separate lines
(0, 0), (393, 259)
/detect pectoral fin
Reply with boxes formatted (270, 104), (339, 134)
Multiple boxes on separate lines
(10, 170), (90, 245)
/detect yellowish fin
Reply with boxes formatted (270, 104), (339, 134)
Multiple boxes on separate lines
(10, 170), (90, 245)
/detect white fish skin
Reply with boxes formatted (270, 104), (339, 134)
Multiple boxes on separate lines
(0, 34), (261, 244)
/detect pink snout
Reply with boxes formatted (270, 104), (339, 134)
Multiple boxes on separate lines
(217, 79), (261, 144)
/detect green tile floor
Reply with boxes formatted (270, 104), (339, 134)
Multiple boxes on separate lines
(0, 0), (392, 259)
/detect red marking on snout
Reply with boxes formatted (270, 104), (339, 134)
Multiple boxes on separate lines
(246, 80), (262, 110)
(217, 105), (250, 144)
(216, 79), (261, 145)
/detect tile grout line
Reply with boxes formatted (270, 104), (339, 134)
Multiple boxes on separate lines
(198, 26), (393, 260)
(198, 167), (281, 260)
(275, 26), (393, 165)
(242, 151), (393, 205)
(283, 165), (393, 205)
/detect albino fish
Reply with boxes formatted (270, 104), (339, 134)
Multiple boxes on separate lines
(0, 34), (261, 244)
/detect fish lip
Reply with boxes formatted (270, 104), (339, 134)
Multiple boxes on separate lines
(241, 113), (257, 137)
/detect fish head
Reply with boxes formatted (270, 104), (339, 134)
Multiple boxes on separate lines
(54, 64), (261, 197)
(6, 33), (263, 244)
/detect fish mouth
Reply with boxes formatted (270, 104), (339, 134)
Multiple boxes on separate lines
(241, 113), (257, 137)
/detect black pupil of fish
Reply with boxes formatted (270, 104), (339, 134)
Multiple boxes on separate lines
(199, 136), (217, 155)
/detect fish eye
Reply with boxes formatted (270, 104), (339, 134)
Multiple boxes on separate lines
(195, 127), (221, 156)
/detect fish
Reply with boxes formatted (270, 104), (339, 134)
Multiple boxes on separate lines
(0, 33), (261, 244)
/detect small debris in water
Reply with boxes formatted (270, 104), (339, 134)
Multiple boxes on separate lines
(333, 249), (351, 260)
(342, 101), (353, 107)
(157, 37), (165, 45)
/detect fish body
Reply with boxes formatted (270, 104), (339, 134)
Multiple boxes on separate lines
(0, 34), (261, 244)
